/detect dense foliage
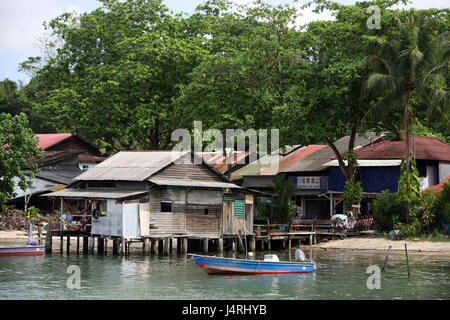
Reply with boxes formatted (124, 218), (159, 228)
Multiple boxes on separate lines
(0, 113), (42, 211)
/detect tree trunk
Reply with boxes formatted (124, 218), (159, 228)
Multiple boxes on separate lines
(404, 90), (411, 224)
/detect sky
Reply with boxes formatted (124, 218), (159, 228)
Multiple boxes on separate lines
(0, 0), (447, 84)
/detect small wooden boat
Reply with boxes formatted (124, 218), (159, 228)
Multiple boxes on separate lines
(0, 245), (44, 257)
(187, 253), (316, 275)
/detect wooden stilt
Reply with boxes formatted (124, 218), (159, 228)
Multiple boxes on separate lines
(203, 238), (209, 253)
(249, 235), (256, 252)
(158, 239), (163, 254)
(45, 230), (52, 254)
(268, 237), (271, 251)
(121, 238), (125, 255)
(76, 235), (80, 255)
(112, 239), (118, 255)
(151, 239), (156, 254)
(218, 238), (223, 253)
(83, 236), (89, 254)
(143, 238), (150, 256)
(104, 239), (107, 255)
(89, 237), (95, 254)
(163, 238), (170, 255)
(97, 237), (104, 255)
(182, 238), (188, 254)
(66, 236), (70, 254)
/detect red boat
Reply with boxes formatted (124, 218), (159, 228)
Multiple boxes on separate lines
(0, 245), (44, 257)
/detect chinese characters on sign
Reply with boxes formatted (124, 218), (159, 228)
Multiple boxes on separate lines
(290, 176), (328, 189)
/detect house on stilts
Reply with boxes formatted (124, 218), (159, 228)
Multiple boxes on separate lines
(43, 150), (256, 255)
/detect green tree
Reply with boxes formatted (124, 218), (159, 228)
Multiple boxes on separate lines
(28, 0), (210, 151)
(365, 12), (449, 222)
(271, 174), (298, 224)
(0, 113), (42, 211)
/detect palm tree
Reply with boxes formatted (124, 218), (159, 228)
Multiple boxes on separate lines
(365, 12), (449, 222)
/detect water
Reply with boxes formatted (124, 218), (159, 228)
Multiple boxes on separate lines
(0, 250), (449, 300)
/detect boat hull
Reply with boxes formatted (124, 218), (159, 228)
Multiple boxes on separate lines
(188, 254), (315, 275)
(0, 246), (44, 257)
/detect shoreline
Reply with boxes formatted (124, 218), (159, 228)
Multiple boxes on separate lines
(1, 231), (450, 256)
(314, 235), (450, 255)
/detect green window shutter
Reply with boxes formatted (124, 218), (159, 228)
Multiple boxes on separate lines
(234, 199), (245, 218)
(223, 196), (234, 202)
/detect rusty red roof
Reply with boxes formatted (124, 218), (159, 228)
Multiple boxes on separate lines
(426, 176), (450, 194)
(355, 136), (450, 161)
(35, 133), (72, 150)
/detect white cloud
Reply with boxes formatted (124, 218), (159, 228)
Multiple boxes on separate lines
(0, 0), (81, 52)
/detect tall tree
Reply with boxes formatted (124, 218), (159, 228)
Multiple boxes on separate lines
(365, 12), (449, 221)
(29, 0), (210, 151)
(0, 113), (42, 211)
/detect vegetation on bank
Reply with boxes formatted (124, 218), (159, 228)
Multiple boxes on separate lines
(373, 181), (450, 240)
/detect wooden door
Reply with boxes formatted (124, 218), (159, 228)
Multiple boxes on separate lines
(138, 203), (150, 236)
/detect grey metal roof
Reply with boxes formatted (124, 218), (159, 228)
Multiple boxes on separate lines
(282, 134), (381, 173)
(43, 189), (148, 200)
(148, 178), (242, 189)
(74, 151), (190, 181)
(11, 177), (62, 200)
(35, 169), (81, 185)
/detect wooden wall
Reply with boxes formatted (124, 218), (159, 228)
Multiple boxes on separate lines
(148, 188), (223, 238)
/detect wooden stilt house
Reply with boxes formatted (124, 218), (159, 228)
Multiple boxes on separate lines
(45, 151), (254, 240)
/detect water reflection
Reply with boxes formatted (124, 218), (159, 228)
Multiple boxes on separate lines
(0, 249), (449, 300)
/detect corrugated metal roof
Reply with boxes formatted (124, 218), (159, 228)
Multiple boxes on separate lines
(11, 177), (61, 200)
(355, 136), (450, 161)
(231, 154), (282, 180)
(322, 159), (402, 167)
(43, 189), (148, 200)
(74, 151), (190, 181)
(258, 145), (326, 175)
(148, 178), (242, 189)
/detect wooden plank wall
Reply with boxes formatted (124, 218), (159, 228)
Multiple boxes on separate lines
(148, 188), (222, 237)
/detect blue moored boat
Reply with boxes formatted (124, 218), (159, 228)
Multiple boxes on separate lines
(187, 253), (316, 275)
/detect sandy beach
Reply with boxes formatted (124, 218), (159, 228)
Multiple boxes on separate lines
(315, 236), (450, 255)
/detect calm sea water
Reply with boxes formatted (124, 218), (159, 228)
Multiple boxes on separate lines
(0, 249), (449, 300)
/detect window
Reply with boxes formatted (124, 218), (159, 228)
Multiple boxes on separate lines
(161, 201), (173, 213)
(204, 208), (209, 215)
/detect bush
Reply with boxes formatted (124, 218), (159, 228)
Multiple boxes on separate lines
(372, 190), (406, 232)
(394, 219), (421, 239)
(435, 181), (450, 225)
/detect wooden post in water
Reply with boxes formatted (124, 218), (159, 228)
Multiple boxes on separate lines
(182, 238), (188, 254)
(97, 237), (104, 255)
(169, 238), (173, 253)
(45, 230), (52, 254)
(37, 226), (41, 245)
(66, 235), (70, 254)
(267, 236), (271, 251)
(104, 239), (107, 255)
(163, 238), (170, 255)
(151, 239), (156, 254)
(203, 238), (209, 253)
(249, 235), (256, 253)
(112, 238), (119, 255)
(143, 238), (150, 256)
(83, 236), (89, 254)
(218, 238), (223, 253)
(60, 198), (64, 253)
(381, 245), (392, 272)
(89, 236), (95, 254)
(405, 243), (410, 279)
(76, 235), (80, 255)
(121, 238), (126, 255)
